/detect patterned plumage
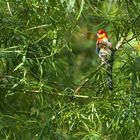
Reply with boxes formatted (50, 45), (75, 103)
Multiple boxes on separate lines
(96, 29), (113, 90)
(96, 29), (112, 64)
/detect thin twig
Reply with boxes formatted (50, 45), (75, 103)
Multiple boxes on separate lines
(6, 0), (12, 16)
(0, 86), (128, 101)
(26, 24), (52, 31)
(74, 63), (104, 94)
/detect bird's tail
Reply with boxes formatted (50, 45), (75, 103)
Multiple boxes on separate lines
(106, 62), (113, 90)
(106, 50), (114, 90)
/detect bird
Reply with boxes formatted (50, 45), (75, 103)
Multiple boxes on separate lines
(96, 29), (113, 90)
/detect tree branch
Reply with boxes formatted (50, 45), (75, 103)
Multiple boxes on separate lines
(0, 86), (128, 101)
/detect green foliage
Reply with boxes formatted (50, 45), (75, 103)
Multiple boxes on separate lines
(0, 0), (140, 139)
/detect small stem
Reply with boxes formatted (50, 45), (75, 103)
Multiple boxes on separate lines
(6, 0), (12, 16)
(26, 24), (51, 31)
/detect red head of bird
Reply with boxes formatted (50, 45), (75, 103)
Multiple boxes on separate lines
(97, 29), (108, 41)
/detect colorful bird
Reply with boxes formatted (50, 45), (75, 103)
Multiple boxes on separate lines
(96, 29), (113, 90)
(96, 29), (112, 64)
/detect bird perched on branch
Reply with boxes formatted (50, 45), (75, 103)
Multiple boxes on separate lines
(96, 29), (113, 90)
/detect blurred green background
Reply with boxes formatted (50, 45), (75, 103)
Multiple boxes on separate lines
(0, 0), (140, 139)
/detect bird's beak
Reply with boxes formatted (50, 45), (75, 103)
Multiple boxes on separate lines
(97, 33), (105, 38)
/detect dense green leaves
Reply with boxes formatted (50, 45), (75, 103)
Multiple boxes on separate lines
(0, 0), (140, 139)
